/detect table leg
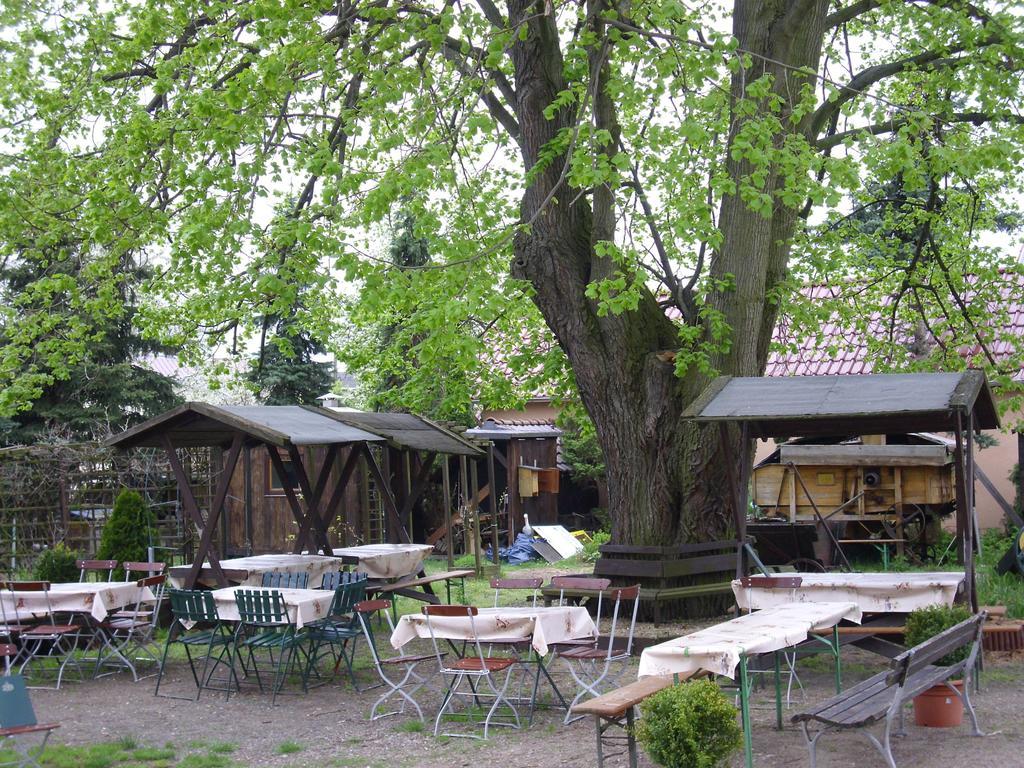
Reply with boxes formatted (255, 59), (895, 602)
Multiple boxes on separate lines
(739, 656), (754, 768)
(625, 706), (638, 768)
(833, 626), (842, 694)
(774, 651), (782, 730)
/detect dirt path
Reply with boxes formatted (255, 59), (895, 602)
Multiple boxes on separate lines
(35, 644), (1024, 768)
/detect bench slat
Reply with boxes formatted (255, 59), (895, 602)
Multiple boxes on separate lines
(571, 675), (678, 718)
(371, 569), (475, 593)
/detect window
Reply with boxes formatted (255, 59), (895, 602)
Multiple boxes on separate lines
(266, 454), (302, 495)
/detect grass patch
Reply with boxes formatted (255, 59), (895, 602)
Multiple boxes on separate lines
(131, 748), (177, 762)
(393, 720), (425, 733)
(206, 744), (237, 755)
(276, 741), (304, 756)
(177, 754), (233, 768)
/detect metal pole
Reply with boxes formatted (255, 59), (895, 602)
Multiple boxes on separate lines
(487, 444), (500, 565)
(470, 459), (482, 575)
(442, 458), (454, 570)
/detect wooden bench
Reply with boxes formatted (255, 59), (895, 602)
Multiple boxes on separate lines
(368, 569), (475, 605)
(571, 675), (680, 768)
(792, 612), (986, 768)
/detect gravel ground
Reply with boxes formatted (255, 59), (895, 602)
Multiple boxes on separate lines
(33, 625), (1024, 768)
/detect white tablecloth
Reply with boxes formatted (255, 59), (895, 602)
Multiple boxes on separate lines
(209, 587), (335, 629)
(391, 605), (597, 656)
(732, 572), (964, 613)
(169, 554), (342, 589)
(638, 602), (861, 680)
(3, 582), (154, 623)
(331, 544), (434, 579)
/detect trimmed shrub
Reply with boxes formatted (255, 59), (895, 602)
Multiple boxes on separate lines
(97, 489), (156, 578)
(635, 678), (743, 768)
(33, 543), (80, 583)
(904, 604), (973, 666)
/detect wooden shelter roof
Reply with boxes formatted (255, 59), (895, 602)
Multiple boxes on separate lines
(319, 408), (482, 456)
(106, 402), (480, 455)
(682, 371), (999, 438)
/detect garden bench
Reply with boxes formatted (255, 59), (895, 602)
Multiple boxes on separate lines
(369, 569), (475, 605)
(792, 611), (986, 768)
(570, 674), (682, 768)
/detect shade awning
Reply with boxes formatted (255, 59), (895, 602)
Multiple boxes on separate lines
(682, 370), (999, 438)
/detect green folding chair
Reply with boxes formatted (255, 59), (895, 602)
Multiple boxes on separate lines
(232, 590), (312, 705)
(0, 673), (60, 768)
(155, 589), (237, 700)
(306, 575), (368, 688)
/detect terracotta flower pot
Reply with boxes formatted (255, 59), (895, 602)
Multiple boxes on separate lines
(913, 680), (964, 727)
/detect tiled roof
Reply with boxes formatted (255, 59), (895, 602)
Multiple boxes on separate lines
(766, 273), (1024, 381)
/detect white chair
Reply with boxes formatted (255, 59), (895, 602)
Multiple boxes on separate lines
(422, 605), (520, 739)
(556, 584), (640, 723)
(354, 599), (439, 722)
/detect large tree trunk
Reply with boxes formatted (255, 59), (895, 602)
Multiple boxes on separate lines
(506, 0), (830, 560)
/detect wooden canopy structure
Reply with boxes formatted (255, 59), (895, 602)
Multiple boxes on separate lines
(683, 370), (1000, 609)
(107, 403), (482, 588)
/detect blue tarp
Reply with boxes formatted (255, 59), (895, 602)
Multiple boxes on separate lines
(486, 532), (539, 564)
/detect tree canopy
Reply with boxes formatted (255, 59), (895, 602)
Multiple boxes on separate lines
(2, 0), (1023, 545)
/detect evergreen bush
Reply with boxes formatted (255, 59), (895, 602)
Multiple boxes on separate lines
(904, 604), (973, 666)
(635, 678), (743, 768)
(97, 488), (156, 578)
(33, 542), (80, 583)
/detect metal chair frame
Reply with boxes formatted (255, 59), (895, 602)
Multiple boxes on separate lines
(95, 574), (166, 681)
(355, 599), (439, 721)
(306, 576), (368, 688)
(76, 560), (117, 582)
(0, 671), (60, 768)
(423, 604), (521, 740)
(232, 589), (313, 704)
(558, 584), (641, 723)
(155, 589), (237, 700)
(6, 582), (84, 690)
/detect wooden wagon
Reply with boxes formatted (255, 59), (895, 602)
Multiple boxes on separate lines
(752, 433), (956, 565)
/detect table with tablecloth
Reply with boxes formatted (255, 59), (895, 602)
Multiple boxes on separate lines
(209, 586), (335, 629)
(331, 544), (434, 580)
(732, 571), (964, 613)
(169, 554), (342, 589)
(391, 604), (597, 656)
(2, 581), (154, 623)
(638, 602), (862, 768)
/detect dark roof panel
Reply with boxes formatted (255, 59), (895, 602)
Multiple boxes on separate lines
(320, 409), (482, 455)
(683, 371), (999, 438)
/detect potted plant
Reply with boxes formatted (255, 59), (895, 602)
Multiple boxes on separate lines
(904, 603), (973, 727)
(634, 678), (743, 768)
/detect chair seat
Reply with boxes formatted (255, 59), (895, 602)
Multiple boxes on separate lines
(21, 624), (80, 636)
(0, 623), (34, 633)
(180, 630), (232, 647)
(448, 657), (517, 672)
(0, 722), (60, 737)
(558, 646), (620, 661)
(102, 618), (151, 631)
(383, 652), (439, 665)
(113, 609), (154, 619)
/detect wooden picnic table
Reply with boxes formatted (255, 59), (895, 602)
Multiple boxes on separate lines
(168, 554), (342, 589)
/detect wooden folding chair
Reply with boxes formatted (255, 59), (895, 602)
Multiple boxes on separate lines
(95, 574), (167, 681)
(6, 582), (84, 690)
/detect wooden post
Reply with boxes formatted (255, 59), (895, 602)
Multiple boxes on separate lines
(404, 451), (414, 543)
(719, 422), (746, 579)
(459, 455), (470, 557)
(507, 439), (520, 539)
(953, 412), (977, 611)
(487, 444), (500, 565)
(358, 451), (370, 543)
(442, 457), (454, 570)
(382, 448), (393, 543)
(1018, 431), (1024, 519)
(470, 458), (482, 575)
(243, 445), (253, 555)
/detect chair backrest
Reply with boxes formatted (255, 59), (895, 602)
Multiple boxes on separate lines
(123, 562), (166, 581)
(6, 581), (56, 627)
(168, 588), (221, 624)
(491, 577), (543, 608)
(550, 576), (611, 630)
(78, 559), (118, 582)
(135, 575), (167, 625)
(421, 605), (482, 670)
(234, 589), (290, 625)
(353, 599), (396, 668)
(260, 571), (310, 589)
(0, 675), (38, 729)
(329, 577), (367, 619)
(320, 570), (368, 590)
(604, 584), (641, 658)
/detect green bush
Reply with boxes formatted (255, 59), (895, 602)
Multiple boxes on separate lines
(635, 679), (743, 768)
(97, 489), (156, 578)
(904, 604), (973, 666)
(33, 542), (80, 582)
(581, 531), (611, 563)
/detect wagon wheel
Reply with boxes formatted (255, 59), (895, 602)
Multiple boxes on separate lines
(787, 557), (826, 573)
(882, 504), (928, 561)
